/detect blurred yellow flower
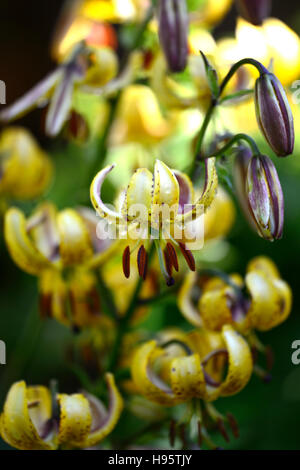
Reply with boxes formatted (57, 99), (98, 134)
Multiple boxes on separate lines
(178, 256), (292, 333)
(4, 204), (119, 328)
(0, 127), (52, 200)
(0, 376), (123, 450)
(130, 324), (252, 405)
(110, 84), (175, 147)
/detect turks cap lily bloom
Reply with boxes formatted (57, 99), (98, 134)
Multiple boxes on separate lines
(234, 150), (284, 241)
(130, 325), (253, 405)
(255, 70), (294, 156)
(90, 159), (218, 285)
(4, 204), (119, 328)
(0, 42), (118, 137)
(178, 256), (292, 333)
(0, 375), (123, 450)
(0, 127), (52, 200)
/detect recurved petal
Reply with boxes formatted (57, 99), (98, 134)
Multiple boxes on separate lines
(247, 256), (280, 278)
(0, 69), (62, 123)
(90, 164), (121, 222)
(57, 393), (92, 447)
(131, 341), (181, 406)
(83, 374), (123, 447)
(177, 158), (218, 224)
(45, 67), (78, 137)
(152, 160), (180, 214)
(199, 285), (233, 331)
(173, 170), (195, 214)
(178, 272), (203, 327)
(170, 354), (206, 400)
(57, 209), (93, 267)
(213, 325), (253, 399)
(245, 271), (292, 331)
(4, 208), (51, 275)
(126, 168), (153, 218)
(0, 381), (55, 450)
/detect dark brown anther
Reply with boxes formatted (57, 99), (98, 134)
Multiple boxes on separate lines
(28, 400), (40, 409)
(166, 242), (179, 272)
(122, 246), (131, 278)
(197, 421), (203, 447)
(226, 413), (239, 439)
(265, 345), (274, 371)
(217, 418), (230, 443)
(178, 423), (188, 449)
(251, 346), (258, 364)
(163, 247), (173, 276)
(137, 245), (148, 280)
(169, 419), (176, 448)
(179, 243), (196, 271)
(39, 293), (52, 318)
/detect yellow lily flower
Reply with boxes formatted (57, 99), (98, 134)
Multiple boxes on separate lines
(109, 84), (175, 147)
(178, 256), (292, 333)
(190, 0), (233, 28)
(0, 127), (52, 201)
(0, 43), (118, 137)
(90, 159), (218, 285)
(4, 203), (119, 328)
(0, 375), (123, 450)
(130, 325), (253, 405)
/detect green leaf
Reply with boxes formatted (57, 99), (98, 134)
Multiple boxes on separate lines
(200, 50), (219, 100)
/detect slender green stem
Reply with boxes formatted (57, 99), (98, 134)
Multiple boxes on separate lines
(96, 269), (119, 321)
(219, 58), (267, 97)
(190, 101), (215, 180)
(190, 58), (265, 179)
(205, 133), (260, 159)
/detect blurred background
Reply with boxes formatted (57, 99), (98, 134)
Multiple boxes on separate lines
(1, 0), (300, 450)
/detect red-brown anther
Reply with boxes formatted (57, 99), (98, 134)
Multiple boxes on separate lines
(39, 293), (52, 318)
(178, 423), (187, 449)
(163, 247), (173, 277)
(137, 245), (148, 280)
(122, 246), (131, 279)
(169, 419), (176, 448)
(265, 345), (274, 371)
(179, 243), (196, 271)
(217, 418), (230, 443)
(251, 346), (259, 364)
(166, 242), (179, 272)
(197, 421), (203, 447)
(226, 413), (239, 439)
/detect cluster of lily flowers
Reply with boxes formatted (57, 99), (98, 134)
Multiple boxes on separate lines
(0, 0), (296, 450)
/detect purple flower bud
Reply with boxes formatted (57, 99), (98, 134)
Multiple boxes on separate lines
(255, 72), (294, 157)
(235, 0), (271, 26)
(246, 154), (284, 241)
(158, 0), (189, 73)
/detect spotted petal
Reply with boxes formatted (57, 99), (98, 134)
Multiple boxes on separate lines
(90, 164), (122, 222)
(4, 208), (51, 275)
(83, 373), (123, 447)
(0, 381), (55, 450)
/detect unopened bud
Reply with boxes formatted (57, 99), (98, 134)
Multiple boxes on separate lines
(235, 0), (271, 26)
(255, 72), (294, 157)
(246, 154), (284, 241)
(158, 0), (189, 73)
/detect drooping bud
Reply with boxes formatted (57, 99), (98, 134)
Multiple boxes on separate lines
(235, 0), (271, 26)
(246, 154), (284, 241)
(255, 72), (294, 157)
(158, 0), (189, 73)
